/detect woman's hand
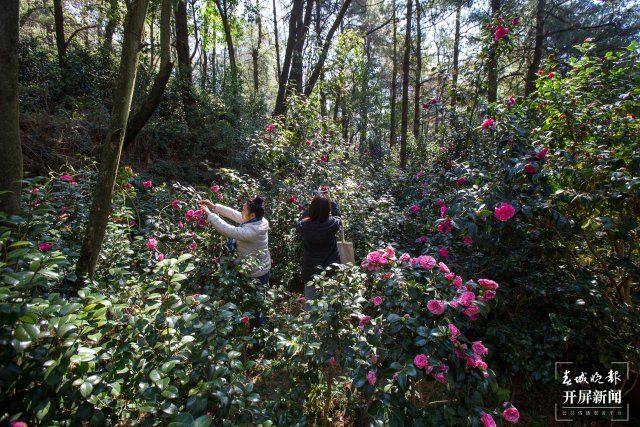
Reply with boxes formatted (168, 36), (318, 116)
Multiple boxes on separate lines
(200, 199), (216, 211)
(199, 201), (213, 215)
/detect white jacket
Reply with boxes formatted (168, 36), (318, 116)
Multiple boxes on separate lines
(207, 204), (271, 278)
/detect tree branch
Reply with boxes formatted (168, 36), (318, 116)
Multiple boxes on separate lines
(65, 25), (98, 48)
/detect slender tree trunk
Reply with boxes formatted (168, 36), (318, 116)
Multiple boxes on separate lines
(290, 0), (315, 94)
(124, 0), (173, 149)
(524, 0), (545, 95)
(361, 36), (370, 152)
(399, 0), (412, 169)
(214, 0), (238, 90)
(76, 0), (150, 279)
(252, 0), (262, 94)
(302, 0), (352, 97)
(273, 0), (304, 116)
(451, 0), (461, 108)
(0, 0), (22, 215)
(103, 0), (119, 53)
(272, 0), (281, 80)
(389, 0), (397, 147)
(486, 0), (500, 103)
(53, 0), (67, 68)
(175, 0), (196, 129)
(412, 0), (421, 142)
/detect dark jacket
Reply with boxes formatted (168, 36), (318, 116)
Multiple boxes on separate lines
(296, 201), (342, 284)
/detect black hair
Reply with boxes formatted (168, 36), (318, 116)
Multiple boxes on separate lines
(246, 196), (265, 219)
(304, 195), (330, 223)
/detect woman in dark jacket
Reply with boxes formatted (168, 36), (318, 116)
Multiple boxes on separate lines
(296, 192), (341, 301)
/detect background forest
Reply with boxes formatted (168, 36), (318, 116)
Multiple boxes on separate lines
(0, 0), (639, 425)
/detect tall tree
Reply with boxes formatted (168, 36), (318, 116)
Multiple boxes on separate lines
(273, 0), (304, 116)
(175, 0), (197, 129)
(272, 0), (281, 79)
(486, 0), (500, 103)
(214, 0), (239, 90)
(53, 0), (67, 67)
(124, 0), (173, 149)
(289, 0), (315, 94)
(251, 0), (263, 93)
(451, 0), (462, 108)
(389, 0), (398, 147)
(524, 0), (546, 95)
(76, 0), (150, 279)
(103, 0), (120, 53)
(412, 0), (422, 142)
(0, 0), (22, 215)
(400, 0), (412, 169)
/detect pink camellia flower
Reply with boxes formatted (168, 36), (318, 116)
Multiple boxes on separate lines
(453, 276), (463, 288)
(146, 237), (157, 250)
(31, 187), (39, 193)
(449, 323), (461, 338)
(361, 250), (389, 271)
(463, 235), (473, 246)
(438, 247), (449, 258)
(171, 199), (180, 209)
(178, 221), (184, 229)
(481, 117), (495, 129)
(502, 407), (520, 424)
(142, 180), (153, 188)
(438, 262), (450, 274)
(371, 296), (383, 307)
(329, 356), (337, 366)
(494, 26), (509, 41)
(458, 291), (475, 307)
(266, 123), (276, 133)
(241, 316), (250, 325)
(305, 139), (312, 145)
(481, 290), (497, 301)
(547, 71), (555, 78)
(537, 69), (544, 75)
(10, 422), (28, 427)
(370, 353), (379, 364)
(478, 278), (500, 289)
(481, 413), (497, 427)
(464, 305), (480, 319)
(494, 202), (516, 222)
(511, 17), (519, 26)
(211, 184), (220, 192)
(437, 219), (452, 234)
(60, 174), (74, 183)
(410, 255), (437, 269)
(538, 147), (549, 159)
(417, 235), (428, 243)
(38, 242), (53, 252)
(445, 272), (455, 280)
(367, 370), (377, 385)
(359, 315), (372, 330)
(414, 354), (429, 369)
(212, 256), (219, 263)
(456, 176), (468, 186)
(288, 195), (297, 204)
(524, 163), (535, 174)
(507, 95), (516, 107)
(427, 299), (446, 315)
(472, 341), (489, 356)
(155, 253), (165, 262)
(194, 209), (204, 218)
(399, 253), (410, 263)
(409, 204), (420, 214)
(440, 205), (447, 218)
(189, 241), (198, 251)
(198, 219), (208, 227)
(320, 154), (328, 163)
(217, 193), (224, 200)
(185, 210), (195, 221)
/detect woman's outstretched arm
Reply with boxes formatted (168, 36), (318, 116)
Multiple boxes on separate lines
(214, 203), (243, 224)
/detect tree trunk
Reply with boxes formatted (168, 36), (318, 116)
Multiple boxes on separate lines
(0, 0), (22, 216)
(412, 0), (421, 142)
(524, 0), (545, 95)
(251, 0), (262, 94)
(124, 0), (173, 149)
(486, 0), (500, 103)
(214, 0), (238, 90)
(273, 0), (304, 116)
(302, 0), (353, 97)
(175, 0), (196, 129)
(76, 0), (150, 279)
(399, 0), (412, 170)
(451, 0), (461, 108)
(53, 0), (67, 68)
(290, 0), (315, 94)
(272, 0), (281, 80)
(389, 0), (397, 147)
(103, 0), (119, 53)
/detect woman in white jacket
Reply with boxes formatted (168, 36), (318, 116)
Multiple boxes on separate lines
(198, 196), (271, 286)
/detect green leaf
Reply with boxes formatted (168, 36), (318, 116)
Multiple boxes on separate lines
(80, 381), (93, 398)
